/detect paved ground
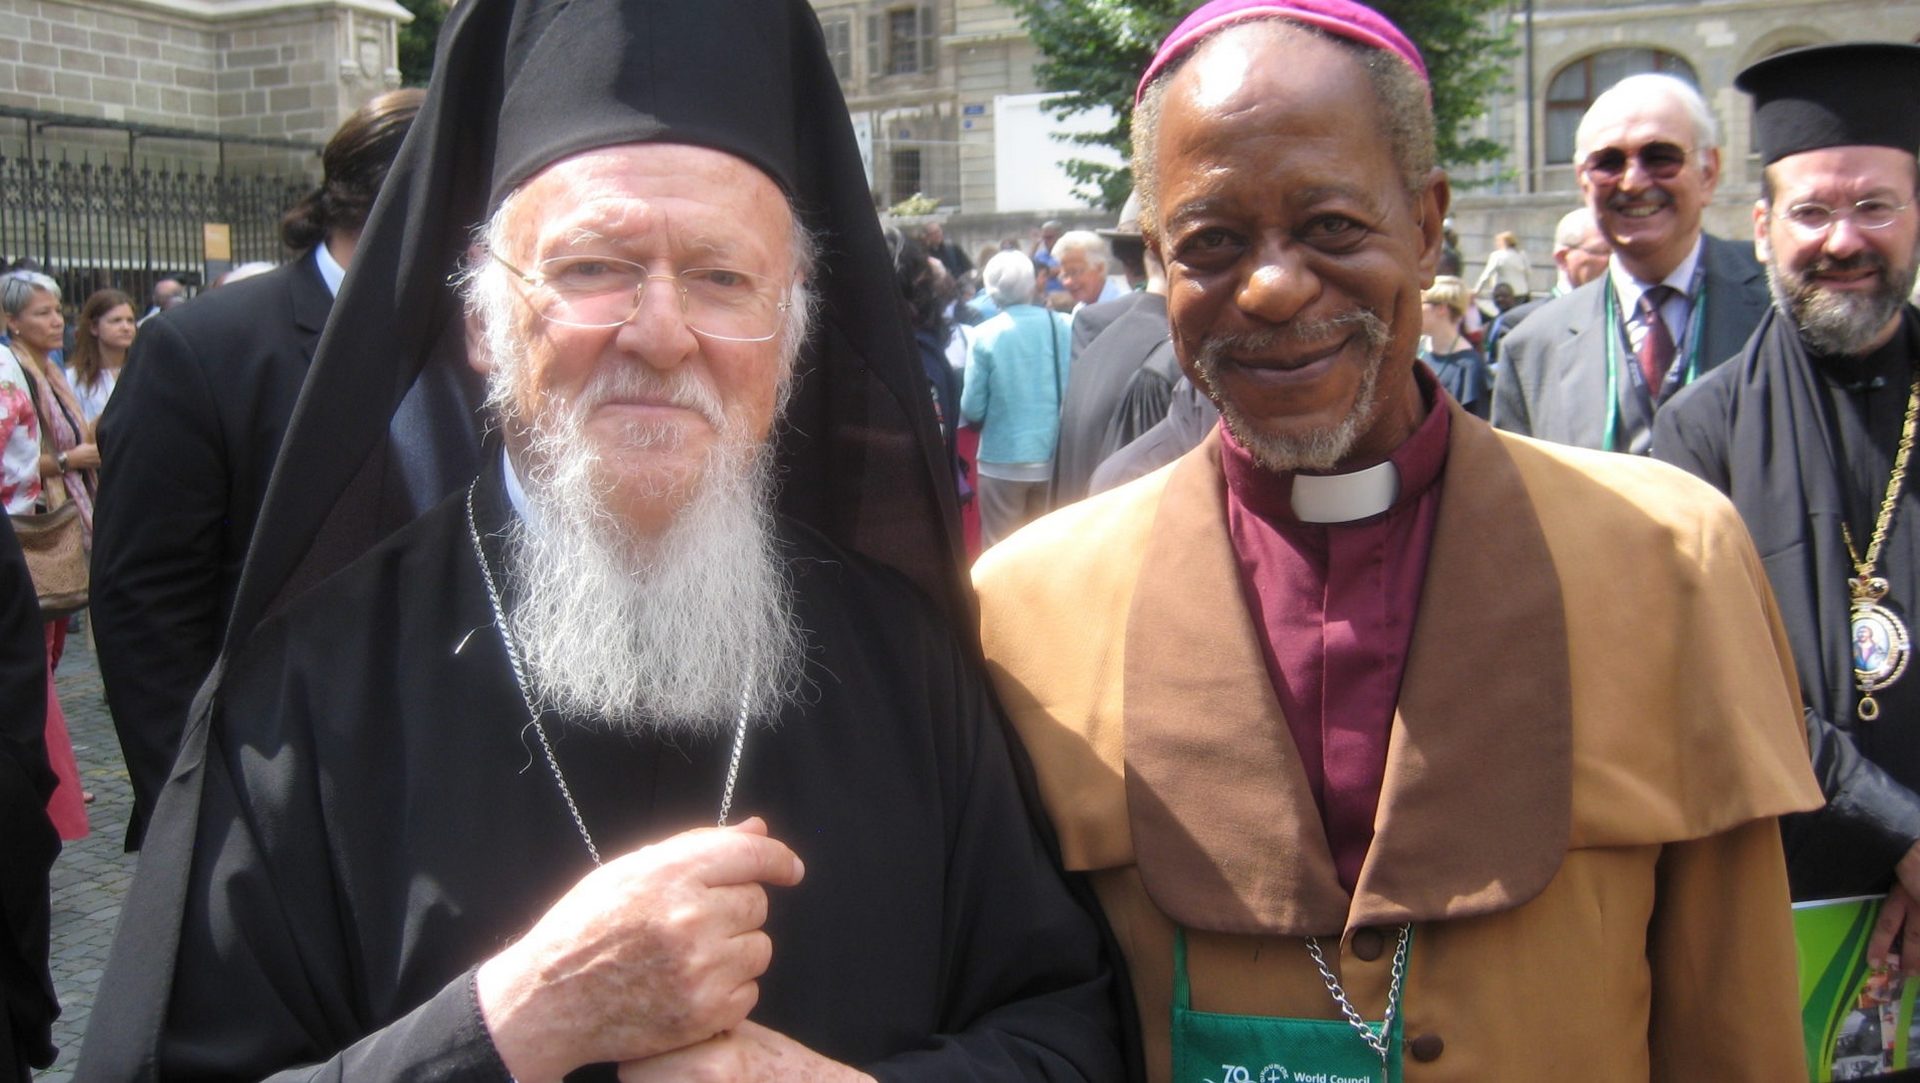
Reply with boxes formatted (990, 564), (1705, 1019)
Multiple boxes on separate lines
(38, 630), (138, 1081)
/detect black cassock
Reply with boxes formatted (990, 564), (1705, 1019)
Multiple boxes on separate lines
(1051, 293), (1177, 508)
(79, 466), (1122, 1082)
(0, 518), (58, 1080)
(1657, 305), (1920, 899)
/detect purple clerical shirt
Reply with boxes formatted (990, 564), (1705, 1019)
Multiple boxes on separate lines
(1220, 383), (1450, 893)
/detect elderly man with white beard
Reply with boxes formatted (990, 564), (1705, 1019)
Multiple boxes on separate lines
(76, 3), (1125, 1082)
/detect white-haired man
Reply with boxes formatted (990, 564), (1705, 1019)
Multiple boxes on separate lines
(1054, 230), (1127, 309)
(78, 3), (1123, 1080)
(1495, 73), (1768, 453)
(1549, 206), (1612, 297)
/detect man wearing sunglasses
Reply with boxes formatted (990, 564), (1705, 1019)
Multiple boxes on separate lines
(1494, 73), (1768, 454)
(1656, 43), (1920, 969)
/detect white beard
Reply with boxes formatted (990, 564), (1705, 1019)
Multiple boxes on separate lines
(1191, 309), (1392, 473)
(494, 361), (807, 740)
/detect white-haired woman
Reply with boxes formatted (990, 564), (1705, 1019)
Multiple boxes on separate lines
(3, 273), (98, 541)
(960, 251), (1071, 547)
(2, 270), (93, 839)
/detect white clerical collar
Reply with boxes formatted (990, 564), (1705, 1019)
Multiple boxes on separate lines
(313, 239), (347, 298)
(1291, 460), (1400, 523)
(500, 447), (543, 533)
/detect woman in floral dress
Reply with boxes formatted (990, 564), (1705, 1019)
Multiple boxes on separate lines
(2, 271), (92, 840)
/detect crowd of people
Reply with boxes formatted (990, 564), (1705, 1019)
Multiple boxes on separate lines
(2, 0), (1919, 1080)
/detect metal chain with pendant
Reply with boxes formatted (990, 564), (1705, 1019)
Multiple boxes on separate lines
(1842, 377), (1920, 722)
(1304, 923), (1410, 1081)
(465, 480), (752, 866)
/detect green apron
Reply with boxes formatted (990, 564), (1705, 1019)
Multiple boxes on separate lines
(1170, 927), (1408, 1083)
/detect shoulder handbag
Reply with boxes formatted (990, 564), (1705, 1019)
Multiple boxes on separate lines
(12, 502), (86, 617)
(8, 351), (88, 617)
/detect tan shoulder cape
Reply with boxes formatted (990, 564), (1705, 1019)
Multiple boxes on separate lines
(976, 404), (1821, 1081)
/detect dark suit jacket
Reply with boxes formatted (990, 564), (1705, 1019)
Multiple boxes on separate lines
(1484, 294), (1549, 370)
(0, 518), (57, 1077)
(90, 251), (331, 850)
(1088, 376), (1219, 496)
(1053, 293), (1176, 507)
(1491, 233), (1767, 454)
(931, 239), (973, 280)
(1070, 291), (1150, 359)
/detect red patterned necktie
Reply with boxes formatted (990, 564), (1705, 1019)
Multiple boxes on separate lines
(1636, 284), (1678, 391)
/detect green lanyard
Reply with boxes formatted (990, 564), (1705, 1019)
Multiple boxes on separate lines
(1171, 928), (1410, 1083)
(1600, 274), (1709, 452)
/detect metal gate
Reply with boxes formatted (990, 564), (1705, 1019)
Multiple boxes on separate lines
(0, 107), (320, 308)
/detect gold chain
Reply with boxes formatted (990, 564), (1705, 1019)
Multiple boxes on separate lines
(1842, 376), (1920, 579)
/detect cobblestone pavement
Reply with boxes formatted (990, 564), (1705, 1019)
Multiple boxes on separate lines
(39, 630), (138, 1082)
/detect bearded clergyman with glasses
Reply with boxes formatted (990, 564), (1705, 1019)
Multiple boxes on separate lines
(1493, 73), (1770, 455)
(1657, 43), (1920, 969)
(75, 2), (1127, 1080)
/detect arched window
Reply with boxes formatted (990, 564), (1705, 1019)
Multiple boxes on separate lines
(1546, 49), (1699, 164)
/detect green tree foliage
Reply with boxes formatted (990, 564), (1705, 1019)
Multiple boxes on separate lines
(397, 0), (448, 87)
(1007, 0), (1515, 209)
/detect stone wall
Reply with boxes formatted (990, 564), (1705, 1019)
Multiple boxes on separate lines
(1451, 0), (1913, 286)
(0, 0), (410, 168)
(828, 0), (1915, 249)
(949, 0), (1042, 216)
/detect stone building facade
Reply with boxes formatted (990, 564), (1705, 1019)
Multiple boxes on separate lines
(808, 1), (956, 211)
(806, 0), (1115, 255)
(1449, 0), (1915, 286)
(812, 0), (1916, 277)
(0, 0), (410, 159)
(0, 0), (412, 288)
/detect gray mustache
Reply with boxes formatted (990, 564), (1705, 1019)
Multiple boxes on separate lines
(1197, 309), (1391, 360)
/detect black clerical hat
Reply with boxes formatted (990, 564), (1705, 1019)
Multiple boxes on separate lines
(225, 0), (965, 652)
(1736, 43), (1920, 166)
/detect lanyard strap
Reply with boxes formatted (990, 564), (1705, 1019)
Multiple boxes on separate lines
(1173, 926), (1411, 1057)
(1173, 926), (1195, 1010)
(1600, 269), (1710, 452)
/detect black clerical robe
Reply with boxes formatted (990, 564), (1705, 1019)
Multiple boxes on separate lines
(1656, 305), (1920, 899)
(0, 520), (57, 1080)
(1052, 294), (1177, 507)
(78, 466), (1124, 1082)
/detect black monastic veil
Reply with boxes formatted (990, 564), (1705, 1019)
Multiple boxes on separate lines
(1658, 308), (1920, 900)
(78, 2), (1134, 1079)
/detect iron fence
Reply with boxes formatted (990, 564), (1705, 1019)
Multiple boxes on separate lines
(0, 108), (321, 309)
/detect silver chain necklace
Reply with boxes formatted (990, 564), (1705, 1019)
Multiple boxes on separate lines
(1304, 923), (1411, 1077)
(464, 480), (752, 867)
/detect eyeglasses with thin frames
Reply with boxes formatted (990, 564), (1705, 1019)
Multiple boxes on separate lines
(1579, 141), (1693, 185)
(489, 251), (792, 343)
(1772, 197), (1915, 239)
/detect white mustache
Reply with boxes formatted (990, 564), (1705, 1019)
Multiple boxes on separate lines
(571, 364), (726, 428)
